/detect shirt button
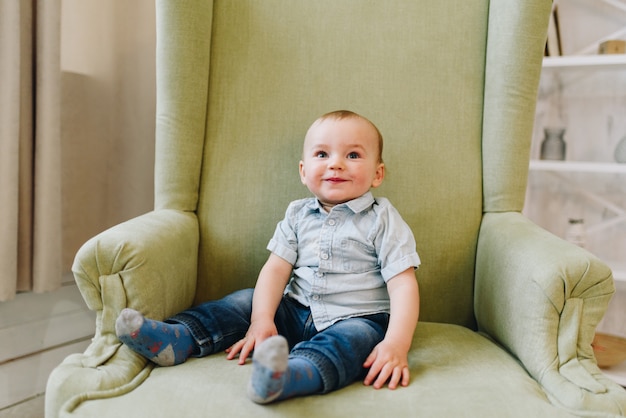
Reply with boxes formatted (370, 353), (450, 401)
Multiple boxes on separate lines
(320, 252), (329, 260)
(328, 219), (336, 226)
(312, 295), (320, 301)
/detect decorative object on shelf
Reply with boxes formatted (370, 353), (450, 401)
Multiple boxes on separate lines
(593, 332), (626, 369)
(565, 218), (586, 248)
(615, 135), (626, 163)
(540, 127), (566, 160)
(599, 40), (626, 55)
(544, 4), (561, 57)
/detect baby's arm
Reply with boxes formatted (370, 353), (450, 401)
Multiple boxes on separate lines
(226, 253), (292, 364)
(363, 268), (420, 389)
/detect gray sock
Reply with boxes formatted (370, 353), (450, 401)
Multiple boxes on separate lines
(247, 335), (289, 404)
(115, 308), (193, 366)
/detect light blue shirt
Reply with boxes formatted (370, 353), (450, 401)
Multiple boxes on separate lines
(267, 192), (421, 331)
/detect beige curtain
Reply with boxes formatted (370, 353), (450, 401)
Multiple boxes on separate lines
(0, 0), (62, 301)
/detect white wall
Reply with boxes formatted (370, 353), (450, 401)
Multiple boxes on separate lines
(60, 0), (156, 270)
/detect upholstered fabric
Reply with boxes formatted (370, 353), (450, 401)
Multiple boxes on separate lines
(47, 1), (626, 417)
(194, 0), (490, 327)
(57, 323), (575, 417)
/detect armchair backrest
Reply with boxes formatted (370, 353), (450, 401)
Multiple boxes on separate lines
(154, 0), (549, 328)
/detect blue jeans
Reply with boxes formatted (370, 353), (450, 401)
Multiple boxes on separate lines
(167, 288), (389, 393)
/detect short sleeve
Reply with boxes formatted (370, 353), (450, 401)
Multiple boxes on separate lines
(267, 202), (299, 265)
(374, 200), (421, 281)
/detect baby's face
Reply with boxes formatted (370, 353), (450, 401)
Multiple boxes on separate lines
(299, 117), (384, 211)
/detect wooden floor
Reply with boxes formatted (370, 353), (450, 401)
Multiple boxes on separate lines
(0, 394), (44, 418)
(0, 274), (95, 415)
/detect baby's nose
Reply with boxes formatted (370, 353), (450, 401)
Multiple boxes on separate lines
(328, 155), (344, 169)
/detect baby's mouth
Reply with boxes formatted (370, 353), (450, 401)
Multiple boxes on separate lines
(325, 177), (347, 183)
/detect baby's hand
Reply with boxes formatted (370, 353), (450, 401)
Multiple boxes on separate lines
(362, 340), (410, 389)
(225, 318), (277, 365)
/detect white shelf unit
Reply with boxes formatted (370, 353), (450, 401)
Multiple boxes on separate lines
(532, 0), (626, 385)
(529, 160), (626, 173)
(543, 54), (626, 70)
(528, 161), (626, 283)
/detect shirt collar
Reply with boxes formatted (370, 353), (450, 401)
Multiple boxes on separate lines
(308, 192), (375, 214)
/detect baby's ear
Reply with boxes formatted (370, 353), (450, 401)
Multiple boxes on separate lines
(371, 163), (385, 188)
(299, 161), (307, 185)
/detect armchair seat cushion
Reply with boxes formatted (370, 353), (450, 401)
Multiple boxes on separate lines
(68, 323), (570, 417)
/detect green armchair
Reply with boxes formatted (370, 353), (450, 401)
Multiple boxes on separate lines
(46, 1), (626, 416)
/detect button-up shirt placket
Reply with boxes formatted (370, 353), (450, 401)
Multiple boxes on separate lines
(311, 210), (341, 327)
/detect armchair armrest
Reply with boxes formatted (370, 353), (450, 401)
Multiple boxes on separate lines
(46, 210), (199, 416)
(72, 209), (199, 362)
(475, 212), (626, 415)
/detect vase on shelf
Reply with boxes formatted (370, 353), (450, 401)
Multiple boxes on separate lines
(540, 127), (566, 161)
(565, 218), (586, 248)
(615, 135), (626, 163)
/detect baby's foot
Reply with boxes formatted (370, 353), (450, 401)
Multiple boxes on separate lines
(247, 336), (289, 404)
(115, 308), (194, 366)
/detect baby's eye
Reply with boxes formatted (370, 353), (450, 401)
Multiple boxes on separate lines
(315, 151), (328, 158)
(347, 152), (360, 159)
